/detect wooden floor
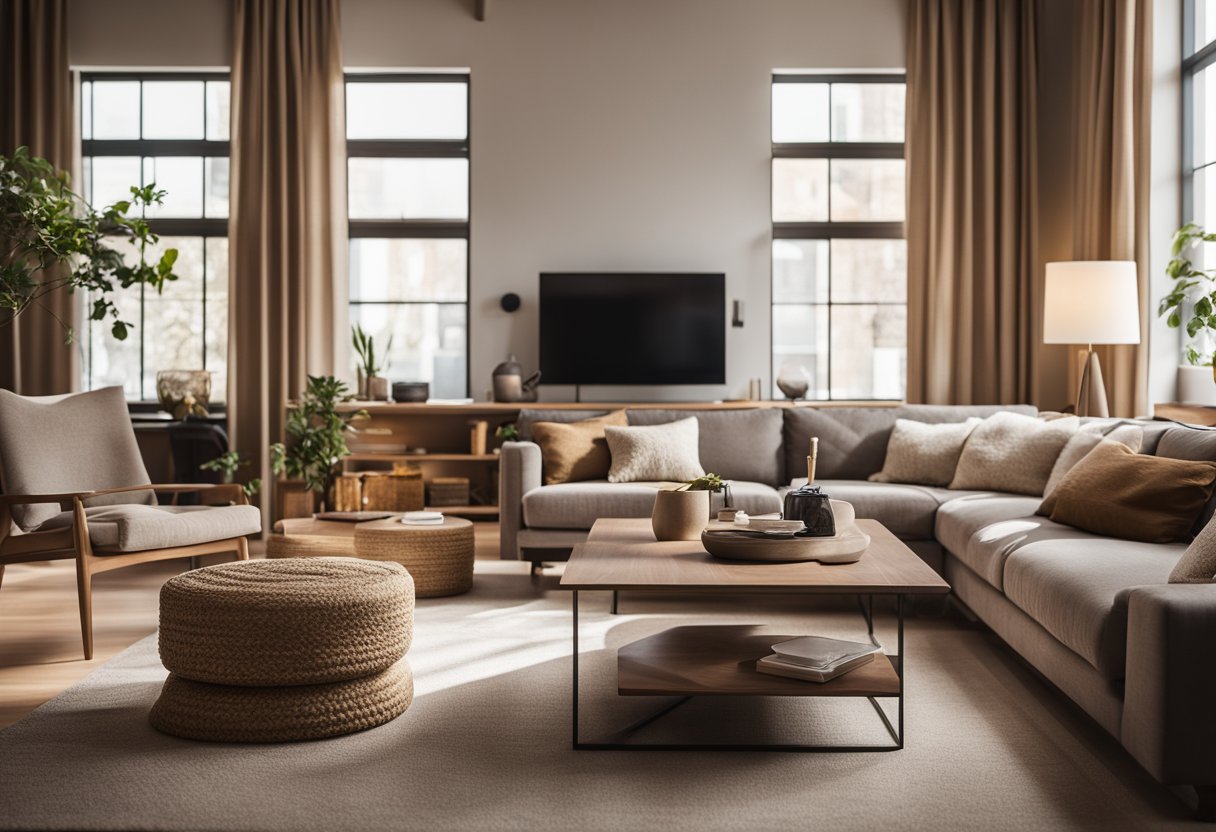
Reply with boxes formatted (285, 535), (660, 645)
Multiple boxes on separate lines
(0, 522), (504, 729)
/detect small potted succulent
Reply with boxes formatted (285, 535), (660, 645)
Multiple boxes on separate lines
(651, 474), (724, 541)
(352, 324), (392, 401)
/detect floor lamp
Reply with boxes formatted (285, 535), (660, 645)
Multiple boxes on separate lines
(1043, 261), (1141, 418)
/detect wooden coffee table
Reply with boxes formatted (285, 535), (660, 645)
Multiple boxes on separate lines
(559, 517), (950, 752)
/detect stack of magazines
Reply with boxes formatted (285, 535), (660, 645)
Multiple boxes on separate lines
(756, 635), (883, 683)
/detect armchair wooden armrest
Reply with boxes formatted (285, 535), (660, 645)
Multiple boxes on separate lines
(0, 483), (248, 508)
(0, 491), (97, 505)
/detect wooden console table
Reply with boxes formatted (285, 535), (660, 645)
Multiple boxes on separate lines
(1154, 403), (1216, 426)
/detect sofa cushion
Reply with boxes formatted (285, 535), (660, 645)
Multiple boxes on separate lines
(1155, 424), (1216, 535)
(516, 409), (613, 442)
(0, 387), (156, 531)
(782, 404), (1036, 485)
(522, 480), (782, 530)
(1002, 536), (1183, 680)
(935, 494), (1087, 591)
(626, 408), (784, 485)
(38, 504), (261, 552)
(949, 412), (1078, 496)
(531, 411), (626, 485)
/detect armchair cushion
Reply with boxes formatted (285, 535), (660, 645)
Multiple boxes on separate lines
(0, 387), (154, 531)
(39, 504), (261, 552)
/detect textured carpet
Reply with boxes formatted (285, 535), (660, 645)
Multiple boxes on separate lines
(0, 562), (1198, 831)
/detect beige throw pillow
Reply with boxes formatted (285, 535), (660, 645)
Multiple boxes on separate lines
(949, 411), (1078, 496)
(605, 417), (704, 483)
(1042, 424), (1144, 499)
(869, 418), (981, 487)
(531, 411), (627, 485)
(1171, 514), (1216, 583)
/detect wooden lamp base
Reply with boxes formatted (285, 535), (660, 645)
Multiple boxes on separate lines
(1076, 348), (1109, 418)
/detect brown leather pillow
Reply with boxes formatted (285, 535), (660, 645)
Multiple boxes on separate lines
(1038, 441), (1216, 543)
(531, 411), (627, 485)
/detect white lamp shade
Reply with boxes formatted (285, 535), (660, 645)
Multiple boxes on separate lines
(1043, 261), (1141, 345)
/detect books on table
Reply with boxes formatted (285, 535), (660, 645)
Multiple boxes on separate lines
(401, 511), (445, 526)
(756, 635), (884, 683)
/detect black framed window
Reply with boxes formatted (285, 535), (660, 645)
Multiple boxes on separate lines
(345, 73), (470, 399)
(80, 72), (230, 402)
(770, 73), (906, 400)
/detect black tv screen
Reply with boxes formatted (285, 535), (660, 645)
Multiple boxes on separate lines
(539, 272), (726, 385)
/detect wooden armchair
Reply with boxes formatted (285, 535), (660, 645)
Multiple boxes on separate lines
(0, 388), (260, 659)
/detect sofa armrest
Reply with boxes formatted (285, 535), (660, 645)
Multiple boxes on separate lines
(1122, 583), (1216, 786)
(498, 441), (542, 560)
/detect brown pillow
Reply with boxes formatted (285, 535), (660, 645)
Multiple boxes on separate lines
(531, 411), (627, 485)
(1038, 442), (1216, 543)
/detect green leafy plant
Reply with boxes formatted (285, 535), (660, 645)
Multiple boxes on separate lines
(200, 451), (261, 498)
(352, 323), (392, 378)
(674, 473), (724, 492)
(495, 422), (520, 442)
(0, 146), (179, 342)
(1161, 222), (1216, 365)
(270, 375), (367, 498)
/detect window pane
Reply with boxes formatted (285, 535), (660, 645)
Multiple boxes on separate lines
(830, 84), (905, 142)
(772, 305), (828, 400)
(772, 158), (828, 222)
(143, 157), (204, 218)
(89, 156), (141, 210)
(830, 304), (906, 400)
(88, 282), (142, 398)
(1198, 0), (1216, 53)
(205, 157), (229, 218)
(771, 83), (828, 143)
(142, 81), (204, 139)
(829, 159), (905, 221)
(350, 238), (467, 302)
(772, 240), (828, 303)
(206, 81), (230, 140)
(206, 238), (229, 400)
(350, 303), (467, 399)
(830, 239), (907, 303)
(92, 81), (140, 139)
(348, 158), (468, 220)
(142, 237), (206, 399)
(346, 82), (468, 140)
(81, 81), (93, 140)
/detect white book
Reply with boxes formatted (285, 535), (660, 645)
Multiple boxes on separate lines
(770, 635), (882, 669)
(756, 652), (876, 683)
(402, 511), (445, 525)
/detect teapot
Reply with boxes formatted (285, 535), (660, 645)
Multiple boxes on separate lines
(492, 355), (541, 402)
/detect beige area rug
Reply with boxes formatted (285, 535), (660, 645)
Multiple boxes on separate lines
(0, 561), (1198, 831)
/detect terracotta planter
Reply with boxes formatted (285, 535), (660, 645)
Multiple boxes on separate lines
(651, 489), (711, 541)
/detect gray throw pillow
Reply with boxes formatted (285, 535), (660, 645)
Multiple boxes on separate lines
(1155, 425), (1216, 536)
(626, 409), (783, 484)
(605, 418), (704, 483)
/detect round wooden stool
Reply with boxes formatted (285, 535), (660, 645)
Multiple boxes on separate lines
(354, 517), (475, 598)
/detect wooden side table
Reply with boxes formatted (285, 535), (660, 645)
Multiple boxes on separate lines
(353, 517), (475, 598)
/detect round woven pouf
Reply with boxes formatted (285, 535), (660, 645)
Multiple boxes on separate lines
(150, 661), (414, 743)
(354, 517), (475, 598)
(158, 558), (414, 686)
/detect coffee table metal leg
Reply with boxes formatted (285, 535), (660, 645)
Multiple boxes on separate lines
(572, 590), (579, 749)
(611, 590), (619, 615)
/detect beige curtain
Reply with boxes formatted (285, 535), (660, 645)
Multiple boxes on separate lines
(1071, 0), (1152, 418)
(228, 0), (346, 526)
(0, 0), (77, 395)
(905, 0), (1040, 405)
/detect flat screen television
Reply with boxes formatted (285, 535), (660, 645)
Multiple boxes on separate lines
(539, 272), (726, 385)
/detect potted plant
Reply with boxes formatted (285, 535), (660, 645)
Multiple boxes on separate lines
(352, 324), (392, 401)
(652, 474), (724, 541)
(199, 451), (262, 499)
(0, 146), (179, 343)
(1161, 223), (1216, 404)
(271, 375), (367, 515)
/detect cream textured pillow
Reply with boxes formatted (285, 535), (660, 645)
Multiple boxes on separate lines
(605, 417), (704, 483)
(869, 418), (981, 487)
(949, 411), (1078, 496)
(1171, 513), (1216, 583)
(1042, 424), (1144, 499)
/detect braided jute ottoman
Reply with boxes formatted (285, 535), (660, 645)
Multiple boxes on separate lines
(151, 558), (415, 743)
(354, 517), (475, 598)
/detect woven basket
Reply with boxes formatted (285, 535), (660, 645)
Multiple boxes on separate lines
(150, 661), (413, 743)
(363, 473), (425, 512)
(354, 518), (475, 598)
(159, 559), (414, 686)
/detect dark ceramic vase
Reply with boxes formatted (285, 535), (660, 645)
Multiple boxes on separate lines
(782, 484), (836, 537)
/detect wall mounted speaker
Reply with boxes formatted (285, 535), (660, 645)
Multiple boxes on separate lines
(500, 292), (521, 313)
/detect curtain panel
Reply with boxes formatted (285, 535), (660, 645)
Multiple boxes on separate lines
(905, 0), (1040, 406)
(0, 0), (77, 395)
(228, 0), (346, 527)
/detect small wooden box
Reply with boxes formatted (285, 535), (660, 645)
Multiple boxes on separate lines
(428, 476), (470, 507)
(363, 472), (425, 512)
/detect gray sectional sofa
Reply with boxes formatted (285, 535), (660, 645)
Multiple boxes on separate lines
(499, 404), (1216, 813)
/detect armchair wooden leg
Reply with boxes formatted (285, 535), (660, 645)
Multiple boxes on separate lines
(75, 557), (94, 661)
(236, 537), (249, 561)
(0, 563), (5, 591)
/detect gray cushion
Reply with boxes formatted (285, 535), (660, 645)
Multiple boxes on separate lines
(39, 504), (261, 552)
(515, 409), (615, 442)
(935, 494), (1080, 590)
(785, 478), (986, 540)
(1154, 424), (1216, 535)
(782, 404), (1036, 484)
(1003, 536), (1183, 680)
(521, 480), (782, 530)
(0, 387), (154, 531)
(625, 409), (784, 484)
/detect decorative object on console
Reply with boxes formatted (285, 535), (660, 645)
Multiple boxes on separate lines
(469, 420), (489, 455)
(605, 417), (705, 483)
(869, 417), (981, 487)
(391, 381), (429, 402)
(352, 324), (392, 401)
(702, 500), (868, 563)
(156, 370), (211, 420)
(949, 411), (1078, 496)
(1043, 261), (1142, 417)
(776, 361), (811, 400)
(428, 476), (471, 507)
(531, 411), (627, 485)
(492, 354), (541, 402)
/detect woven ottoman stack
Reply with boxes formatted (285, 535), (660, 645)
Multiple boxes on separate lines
(150, 558), (415, 743)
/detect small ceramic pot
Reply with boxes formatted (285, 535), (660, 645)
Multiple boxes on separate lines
(366, 376), (390, 401)
(651, 489), (711, 541)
